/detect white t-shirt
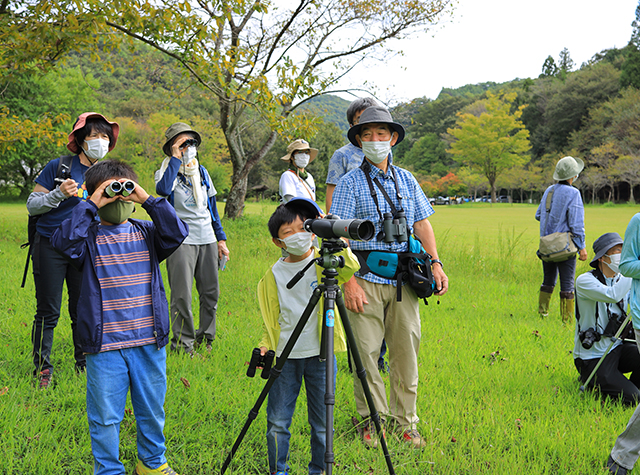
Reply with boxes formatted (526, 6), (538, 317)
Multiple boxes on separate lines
(279, 169), (316, 202)
(271, 253), (320, 359)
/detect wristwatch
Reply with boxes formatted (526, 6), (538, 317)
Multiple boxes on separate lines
(431, 259), (443, 269)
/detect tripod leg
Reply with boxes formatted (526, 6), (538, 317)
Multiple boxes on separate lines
(323, 287), (337, 475)
(580, 314), (633, 392)
(220, 288), (323, 475)
(336, 291), (396, 475)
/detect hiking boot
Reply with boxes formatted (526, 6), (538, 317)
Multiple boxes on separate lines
(38, 369), (52, 390)
(360, 419), (386, 449)
(607, 456), (628, 475)
(135, 460), (179, 475)
(401, 428), (427, 449)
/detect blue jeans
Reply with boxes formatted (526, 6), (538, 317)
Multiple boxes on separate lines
(266, 356), (336, 475)
(541, 255), (577, 295)
(86, 345), (167, 475)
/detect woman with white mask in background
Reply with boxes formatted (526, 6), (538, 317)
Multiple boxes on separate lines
(155, 122), (229, 355)
(278, 139), (318, 203)
(573, 232), (640, 406)
(26, 112), (120, 388)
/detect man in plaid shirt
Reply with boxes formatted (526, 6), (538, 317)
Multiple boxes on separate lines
(330, 106), (448, 449)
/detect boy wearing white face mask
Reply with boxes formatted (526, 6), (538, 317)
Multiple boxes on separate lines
(278, 139), (318, 203)
(256, 198), (358, 475)
(573, 232), (640, 406)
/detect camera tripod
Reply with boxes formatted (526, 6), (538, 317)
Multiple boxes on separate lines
(220, 237), (396, 475)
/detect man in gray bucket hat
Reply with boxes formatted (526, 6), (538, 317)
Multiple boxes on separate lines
(535, 155), (587, 323)
(573, 232), (639, 405)
(330, 106), (448, 449)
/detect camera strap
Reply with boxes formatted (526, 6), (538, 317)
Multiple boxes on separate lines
(576, 268), (626, 334)
(360, 160), (404, 222)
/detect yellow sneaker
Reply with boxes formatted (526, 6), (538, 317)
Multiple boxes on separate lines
(135, 460), (179, 475)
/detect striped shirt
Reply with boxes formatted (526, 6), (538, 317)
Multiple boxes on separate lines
(95, 222), (155, 352)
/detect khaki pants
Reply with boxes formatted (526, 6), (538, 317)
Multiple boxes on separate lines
(348, 277), (421, 430)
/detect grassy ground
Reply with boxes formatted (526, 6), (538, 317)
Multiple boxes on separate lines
(0, 200), (639, 474)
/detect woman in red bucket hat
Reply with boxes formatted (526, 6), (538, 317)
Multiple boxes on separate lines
(25, 112), (119, 389)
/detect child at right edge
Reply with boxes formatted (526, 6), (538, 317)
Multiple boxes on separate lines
(256, 198), (359, 475)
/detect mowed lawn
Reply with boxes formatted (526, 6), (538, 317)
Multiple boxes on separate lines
(0, 200), (639, 474)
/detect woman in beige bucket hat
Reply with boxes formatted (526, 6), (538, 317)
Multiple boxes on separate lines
(278, 139), (318, 203)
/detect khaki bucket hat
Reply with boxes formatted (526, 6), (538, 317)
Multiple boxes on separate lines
(163, 122), (202, 156)
(280, 139), (318, 163)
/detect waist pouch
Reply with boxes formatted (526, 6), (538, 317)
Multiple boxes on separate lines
(353, 236), (435, 302)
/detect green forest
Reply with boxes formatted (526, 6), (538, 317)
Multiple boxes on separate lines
(1, 1), (640, 208)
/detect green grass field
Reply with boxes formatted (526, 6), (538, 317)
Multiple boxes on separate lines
(1, 201), (639, 474)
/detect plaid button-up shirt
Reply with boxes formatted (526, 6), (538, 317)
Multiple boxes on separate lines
(329, 158), (434, 285)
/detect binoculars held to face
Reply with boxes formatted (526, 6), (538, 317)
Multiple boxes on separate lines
(181, 138), (199, 148)
(105, 180), (136, 198)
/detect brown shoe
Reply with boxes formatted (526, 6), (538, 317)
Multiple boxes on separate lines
(38, 369), (52, 390)
(401, 429), (427, 449)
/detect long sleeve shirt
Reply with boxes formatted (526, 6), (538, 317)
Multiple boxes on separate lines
(620, 213), (640, 329)
(573, 270), (631, 360)
(535, 183), (586, 251)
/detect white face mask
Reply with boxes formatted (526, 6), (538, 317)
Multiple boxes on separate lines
(604, 253), (621, 274)
(280, 231), (313, 256)
(183, 146), (197, 162)
(83, 138), (110, 161)
(293, 153), (310, 169)
(362, 139), (391, 164)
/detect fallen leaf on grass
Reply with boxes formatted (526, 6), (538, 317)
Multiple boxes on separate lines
(180, 377), (191, 388)
(0, 387), (8, 396)
(451, 436), (457, 442)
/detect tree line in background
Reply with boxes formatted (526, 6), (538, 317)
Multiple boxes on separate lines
(0, 0), (453, 217)
(1, 1), (640, 208)
(391, 3), (640, 204)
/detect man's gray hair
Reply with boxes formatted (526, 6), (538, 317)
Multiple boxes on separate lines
(346, 97), (378, 126)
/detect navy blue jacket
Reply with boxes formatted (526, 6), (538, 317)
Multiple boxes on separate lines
(155, 157), (227, 241)
(50, 196), (189, 354)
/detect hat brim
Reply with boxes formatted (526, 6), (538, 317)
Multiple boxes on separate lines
(280, 148), (319, 163)
(284, 197), (323, 218)
(347, 122), (405, 148)
(589, 234), (624, 268)
(67, 112), (120, 154)
(163, 129), (202, 157)
(553, 157), (585, 181)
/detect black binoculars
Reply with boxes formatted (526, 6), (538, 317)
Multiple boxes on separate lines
(181, 139), (199, 148)
(105, 180), (136, 198)
(246, 348), (275, 379)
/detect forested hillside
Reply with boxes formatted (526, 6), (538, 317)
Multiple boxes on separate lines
(2, 5), (640, 204)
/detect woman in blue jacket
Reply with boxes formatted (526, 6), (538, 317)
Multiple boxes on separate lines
(155, 122), (229, 354)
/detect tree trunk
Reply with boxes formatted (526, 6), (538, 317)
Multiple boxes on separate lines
(223, 129), (278, 219)
(225, 175), (249, 218)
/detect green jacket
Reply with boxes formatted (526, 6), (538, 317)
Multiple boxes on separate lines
(257, 247), (359, 354)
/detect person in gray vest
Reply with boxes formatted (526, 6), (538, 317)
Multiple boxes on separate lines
(574, 232), (640, 406)
(535, 156), (587, 323)
(155, 122), (230, 354)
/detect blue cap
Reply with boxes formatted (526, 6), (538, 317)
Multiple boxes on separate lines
(283, 197), (323, 218)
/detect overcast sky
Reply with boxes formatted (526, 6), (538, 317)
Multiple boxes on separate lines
(336, 0), (638, 105)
